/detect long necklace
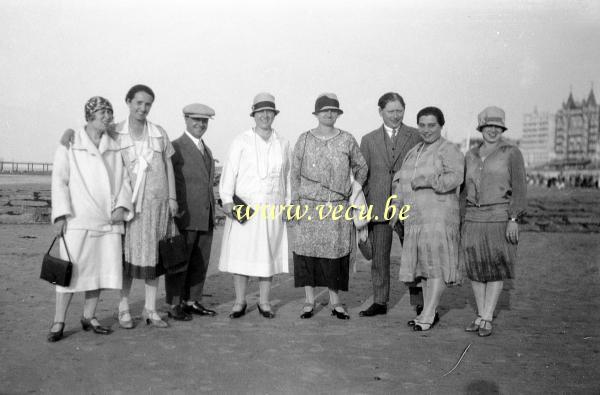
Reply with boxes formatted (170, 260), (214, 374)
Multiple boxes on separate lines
(254, 127), (273, 180)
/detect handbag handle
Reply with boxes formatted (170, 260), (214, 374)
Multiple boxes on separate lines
(47, 236), (73, 263)
(165, 214), (180, 238)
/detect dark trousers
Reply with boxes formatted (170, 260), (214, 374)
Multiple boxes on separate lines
(369, 222), (423, 306)
(165, 228), (213, 305)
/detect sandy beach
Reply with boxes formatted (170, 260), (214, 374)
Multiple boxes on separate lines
(1, 175), (599, 393)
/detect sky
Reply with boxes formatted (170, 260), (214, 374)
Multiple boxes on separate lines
(1, 0), (599, 163)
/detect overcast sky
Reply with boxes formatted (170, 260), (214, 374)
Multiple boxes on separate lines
(1, 0), (599, 163)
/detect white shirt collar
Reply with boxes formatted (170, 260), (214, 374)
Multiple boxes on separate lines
(184, 130), (203, 148)
(383, 124), (397, 138)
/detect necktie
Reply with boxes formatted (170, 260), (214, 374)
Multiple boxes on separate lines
(391, 128), (397, 141)
(198, 140), (205, 155)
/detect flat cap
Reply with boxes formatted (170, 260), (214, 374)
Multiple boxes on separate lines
(183, 103), (215, 119)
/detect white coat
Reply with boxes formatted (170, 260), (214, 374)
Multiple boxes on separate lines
(51, 128), (133, 292)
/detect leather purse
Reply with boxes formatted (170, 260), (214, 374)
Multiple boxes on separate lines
(40, 236), (73, 287)
(357, 230), (373, 261)
(232, 194), (255, 224)
(159, 217), (188, 274)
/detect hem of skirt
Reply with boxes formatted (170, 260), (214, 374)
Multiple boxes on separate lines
(56, 284), (121, 293)
(293, 281), (348, 292)
(291, 251), (350, 260)
(466, 274), (514, 282)
(400, 274), (461, 286)
(220, 268), (290, 277)
(123, 261), (164, 280)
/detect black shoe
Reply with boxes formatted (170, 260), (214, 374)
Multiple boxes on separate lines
(80, 317), (111, 335)
(184, 301), (217, 316)
(168, 305), (193, 321)
(408, 312), (439, 327)
(331, 304), (350, 320)
(359, 303), (387, 317)
(415, 304), (423, 315)
(257, 303), (275, 319)
(229, 303), (247, 319)
(47, 322), (65, 342)
(300, 303), (315, 319)
(413, 320), (434, 331)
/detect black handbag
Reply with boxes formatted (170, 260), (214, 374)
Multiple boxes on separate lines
(159, 217), (188, 274)
(232, 194), (255, 224)
(40, 236), (73, 286)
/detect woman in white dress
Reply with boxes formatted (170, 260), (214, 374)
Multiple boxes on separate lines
(48, 97), (133, 342)
(219, 93), (291, 319)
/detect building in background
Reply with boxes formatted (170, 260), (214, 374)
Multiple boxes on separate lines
(554, 89), (600, 165)
(521, 107), (555, 168)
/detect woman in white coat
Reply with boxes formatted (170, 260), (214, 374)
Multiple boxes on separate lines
(219, 93), (291, 319)
(48, 97), (133, 342)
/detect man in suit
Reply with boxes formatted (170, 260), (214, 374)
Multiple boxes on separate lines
(359, 92), (423, 317)
(165, 103), (218, 320)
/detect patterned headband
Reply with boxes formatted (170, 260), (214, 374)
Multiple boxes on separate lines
(85, 96), (113, 121)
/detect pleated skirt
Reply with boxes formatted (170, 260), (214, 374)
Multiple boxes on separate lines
(399, 222), (461, 285)
(461, 221), (517, 282)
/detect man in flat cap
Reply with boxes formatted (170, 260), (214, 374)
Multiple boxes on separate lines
(165, 103), (218, 320)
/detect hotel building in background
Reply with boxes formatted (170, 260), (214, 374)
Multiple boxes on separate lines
(521, 107), (555, 168)
(554, 89), (600, 164)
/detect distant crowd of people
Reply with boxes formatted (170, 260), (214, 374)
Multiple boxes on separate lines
(527, 173), (600, 189)
(45, 85), (526, 343)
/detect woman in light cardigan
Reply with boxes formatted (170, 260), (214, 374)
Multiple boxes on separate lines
(461, 106), (527, 337)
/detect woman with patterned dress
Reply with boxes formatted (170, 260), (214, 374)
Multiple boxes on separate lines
(291, 93), (368, 320)
(461, 106), (527, 337)
(114, 84), (178, 328)
(219, 93), (291, 319)
(390, 107), (464, 331)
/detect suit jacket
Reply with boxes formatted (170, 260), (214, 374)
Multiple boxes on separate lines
(171, 133), (216, 231)
(360, 124), (421, 223)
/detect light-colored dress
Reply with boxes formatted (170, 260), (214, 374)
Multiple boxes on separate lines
(115, 118), (174, 280)
(218, 129), (290, 277)
(291, 130), (368, 259)
(51, 128), (133, 293)
(392, 137), (463, 284)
